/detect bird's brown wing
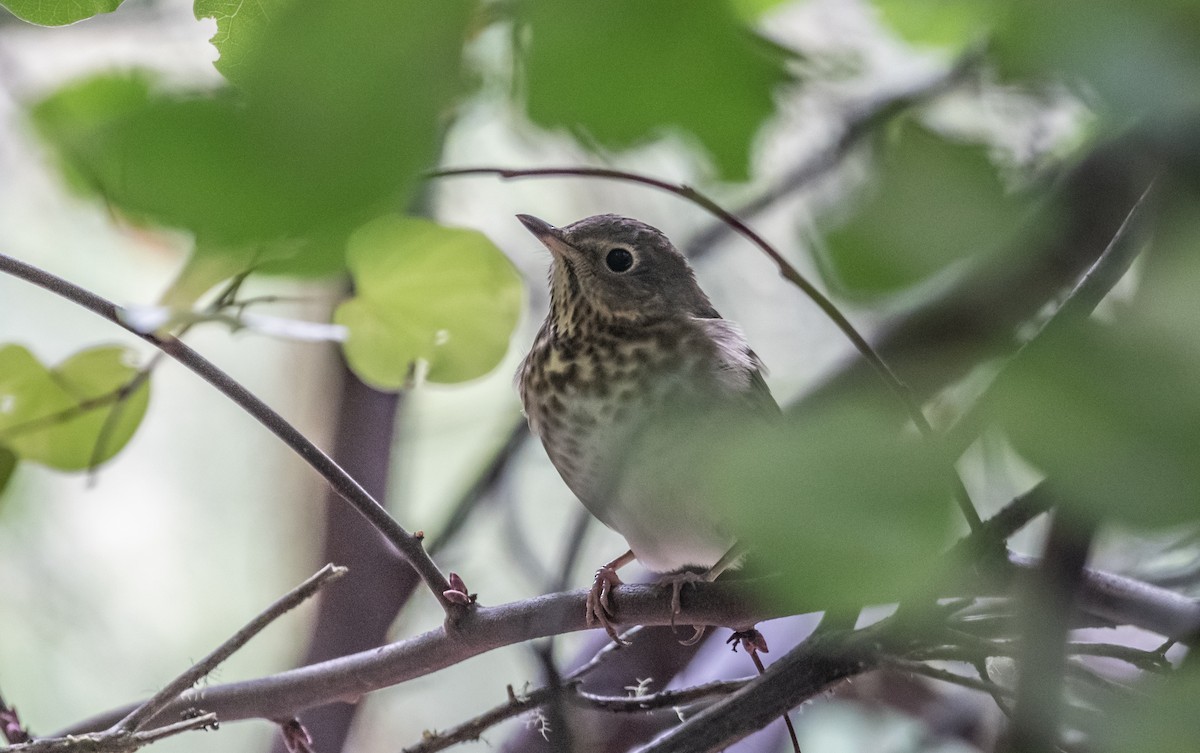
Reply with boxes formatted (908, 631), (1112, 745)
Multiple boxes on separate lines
(693, 316), (780, 420)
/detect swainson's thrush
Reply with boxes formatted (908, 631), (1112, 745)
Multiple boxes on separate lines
(516, 213), (778, 641)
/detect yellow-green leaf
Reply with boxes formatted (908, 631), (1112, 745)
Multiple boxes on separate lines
(334, 217), (524, 388)
(1, 0), (123, 26)
(0, 345), (150, 470)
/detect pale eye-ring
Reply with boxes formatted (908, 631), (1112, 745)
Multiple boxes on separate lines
(605, 248), (634, 273)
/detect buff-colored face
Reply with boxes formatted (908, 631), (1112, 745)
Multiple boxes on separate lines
(518, 213), (712, 323)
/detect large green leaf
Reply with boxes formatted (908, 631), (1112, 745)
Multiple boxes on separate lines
(0, 345), (150, 471)
(992, 0), (1200, 126)
(33, 0), (473, 262)
(334, 216), (524, 388)
(819, 122), (1035, 296)
(870, 0), (999, 49)
(518, 0), (790, 181)
(665, 398), (955, 610)
(0, 447), (15, 502)
(1101, 666), (1200, 753)
(194, 0), (291, 85)
(1, 0), (123, 26)
(990, 321), (1200, 527)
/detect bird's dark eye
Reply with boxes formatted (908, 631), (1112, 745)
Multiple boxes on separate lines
(605, 248), (634, 273)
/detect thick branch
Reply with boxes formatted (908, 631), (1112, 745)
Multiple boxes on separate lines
(55, 559), (1197, 741)
(0, 251), (456, 614)
(59, 582), (765, 736)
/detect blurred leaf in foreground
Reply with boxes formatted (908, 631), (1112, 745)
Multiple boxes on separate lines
(819, 122), (1037, 297)
(1100, 664), (1200, 753)
(33, 0), (473, 266)
(335, 217), (524, 389)
(1, 0), (122, 26)
(0, 447), (15, 501)
(871, 0), (998, 49)
(992, 0), (1200, 127)
(518, 0), (790, 181)
(0, 345), (150, 471)
(655, 397), (955, 610)
(194, 0), (291, 85)
(990, 319), (1200, 528)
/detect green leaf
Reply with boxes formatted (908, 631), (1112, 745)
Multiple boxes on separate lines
(728, 0), (791, 21)
(518, 0), (790, 180)
(686, 399), (954, 609)
(819, 122), (1034, 296)
(1101, 666), (1200, 753)
(992, 0), (1200, 126)
(0, 447), (15, 501)
(870, 0), (999, 49)
(1, 0), (123, 26)
(990, 321), (1200, 527)
(33, 0), (473, 258)
(194, 0), (291, 85)
(0, 345), (150, 470)
(334, 216), (524, 388)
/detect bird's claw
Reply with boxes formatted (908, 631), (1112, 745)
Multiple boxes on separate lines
(662, 571), (708, 645)
(726, 628), (769, 655)
(587, 566), (629, 645)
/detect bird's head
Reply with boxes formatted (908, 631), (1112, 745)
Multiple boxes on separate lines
(517, 213), (712, 330)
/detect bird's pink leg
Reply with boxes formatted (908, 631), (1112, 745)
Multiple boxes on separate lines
(587, 549), (636, 645)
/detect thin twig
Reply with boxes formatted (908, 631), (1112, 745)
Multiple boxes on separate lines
(426, 418), (528, 557)
(429, 166), (982, 531)
(3, 713), (217, 753)
(945, 180), (1157, 456)
(113, 564), (346, 734)
(884, 658), (1016, 701)
(53, 560), (1199, 737)
(686, 48), (984, 257)
(0, 251), (457, 614)
(401, 675), (755, 753)
(746, 648), (800, 753)
(401, 683), (555, 753)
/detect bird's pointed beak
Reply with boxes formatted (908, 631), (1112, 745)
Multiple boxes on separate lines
(516, 214), (574, 258)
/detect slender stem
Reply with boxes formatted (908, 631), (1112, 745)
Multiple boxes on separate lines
(747, 649), (801, 753)
(401, 675), (756, 753)
(885, 658), (1016, 700)
(0, 251), (457, 613)
(113, 564), (346, 734)
(429, 166), (982, 531)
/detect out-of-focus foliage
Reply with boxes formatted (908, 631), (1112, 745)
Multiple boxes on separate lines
(1102, 665), (1200, 752)
(991, 321), (1200, 527)
(819, 121), (1038, 296)
(194, 0), (287, 84)
(335, 217), (523, 388)
(517, 0), (791, 180)
(706, 400), (954, 608)
(0, 345), (149, 472)
(0, 448), (15, 499)
(873, 0), (1200, 129)
(33, 0), (472, 249)
(0, 0), (123, 26)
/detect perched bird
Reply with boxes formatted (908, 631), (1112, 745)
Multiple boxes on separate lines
(516, 213), (778, 642)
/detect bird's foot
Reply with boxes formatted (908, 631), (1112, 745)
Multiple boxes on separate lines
(661, 571), (709, 646)
(726, 628), (769, 655)
(587, 565), (629, 645)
